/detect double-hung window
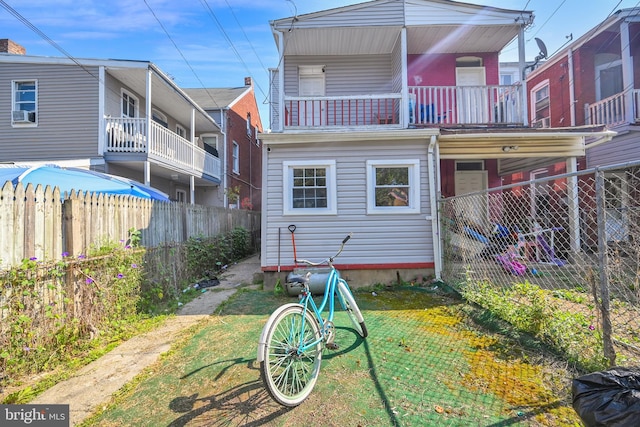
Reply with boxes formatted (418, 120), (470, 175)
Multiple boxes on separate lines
(283, 160), (336, 215)
(232, 142), (240, 174)
(12, 80), (37, 125)
(367, 159), (420, 213)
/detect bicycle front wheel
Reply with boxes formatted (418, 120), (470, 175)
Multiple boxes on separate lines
(337, 280), (368, 338)
(260, 304), (323, 407)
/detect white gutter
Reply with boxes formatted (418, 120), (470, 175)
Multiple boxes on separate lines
(427, 135), (442, 280)
(584, 130), (617, 149)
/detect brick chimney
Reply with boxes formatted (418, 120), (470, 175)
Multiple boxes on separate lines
(0, 39), (26, 55)
(244, 77), (252, 87)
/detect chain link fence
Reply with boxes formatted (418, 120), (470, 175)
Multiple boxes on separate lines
(440, 161), (640, 372)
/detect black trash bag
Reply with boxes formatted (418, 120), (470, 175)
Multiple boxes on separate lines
(572, 366), (640, 427)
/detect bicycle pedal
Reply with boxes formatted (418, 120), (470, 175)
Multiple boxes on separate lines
(326, 342), (339, 350)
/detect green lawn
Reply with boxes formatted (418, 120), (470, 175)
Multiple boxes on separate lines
(82, 287), (582, 426)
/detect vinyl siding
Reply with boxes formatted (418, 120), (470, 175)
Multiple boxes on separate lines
(285, 0), (404, 29)
(263, 138), (434, 268)
(405, 0), (523, 26)
(0, 63), (100, 161)
(586, 132), (640, 168)
(284, 55), (394, 96)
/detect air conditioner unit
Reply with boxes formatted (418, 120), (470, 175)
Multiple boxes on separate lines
(532, 117), (550, 128)
(12, 110), (35, 123)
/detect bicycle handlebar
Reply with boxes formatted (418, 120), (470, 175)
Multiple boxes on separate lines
(295, 233), (352, 267)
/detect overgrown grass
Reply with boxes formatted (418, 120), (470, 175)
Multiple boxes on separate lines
(84, 288), (581, 426)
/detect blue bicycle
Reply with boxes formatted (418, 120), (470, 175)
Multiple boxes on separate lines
(257, 234), (367, 406)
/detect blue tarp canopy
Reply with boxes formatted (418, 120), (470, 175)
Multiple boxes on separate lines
(0, 165), (170, 201)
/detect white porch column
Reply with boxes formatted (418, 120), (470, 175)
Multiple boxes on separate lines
(190, 175), (195, 205)
(518, 25), (528, 125)
(146, 67), (152, 163)
(401, 27), (409, 127)
(144, 161), (151, 187)
(566, 156), (580, 256)
(621, 21), (634, 124)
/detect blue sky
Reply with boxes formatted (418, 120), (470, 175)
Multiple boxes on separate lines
(2, 0), (638, 125)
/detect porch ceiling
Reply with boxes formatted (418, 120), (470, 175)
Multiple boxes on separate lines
(105, 67), (220, 134)
(280, 24), (520, 56)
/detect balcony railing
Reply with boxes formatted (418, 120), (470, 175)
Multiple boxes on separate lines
(283, 94), (402, 128)
(585, 89), (640, 127)
(105, 117), (221, 179)
(409, 84), (523, 126)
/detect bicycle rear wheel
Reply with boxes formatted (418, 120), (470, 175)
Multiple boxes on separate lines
(337, 280), (368, 338)
(259, 304), (323, 407)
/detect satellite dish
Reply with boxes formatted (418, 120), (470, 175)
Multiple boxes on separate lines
(535, 38), (548, 60)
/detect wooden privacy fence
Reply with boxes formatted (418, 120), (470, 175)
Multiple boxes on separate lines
(0, 181), (260, 270)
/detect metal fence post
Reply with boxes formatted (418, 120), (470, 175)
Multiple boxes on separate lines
(595, 169), (616, 366)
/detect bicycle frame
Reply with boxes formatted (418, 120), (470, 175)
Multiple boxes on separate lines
(296, 267), (343, 353)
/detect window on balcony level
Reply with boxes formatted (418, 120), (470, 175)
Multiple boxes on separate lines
(283, 160), (336, 215)
(595, 54), (622, 101)
(530, 80), (550, 127)
(121, 90), (138, 118)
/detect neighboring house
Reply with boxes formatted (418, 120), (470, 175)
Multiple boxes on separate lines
(185, 78), (263, 210)
(260, 0), (614, 287)
(509, 8), (640, 244)
(0, 39), (223, 205)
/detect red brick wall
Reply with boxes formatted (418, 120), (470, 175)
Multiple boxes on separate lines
(225, 87), (263, 211)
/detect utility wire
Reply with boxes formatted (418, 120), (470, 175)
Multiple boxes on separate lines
(142, 0), (221, 109)
(199, 0), (268, 101)
(0, 0), (98, 79)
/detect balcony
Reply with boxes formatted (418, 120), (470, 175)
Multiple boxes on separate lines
(409, 84), (524, 126)
(585, 90), (640, 127)
(283, 94), (402, 128)
(105, 117), (221, 180)
(274, 85), (524, 131)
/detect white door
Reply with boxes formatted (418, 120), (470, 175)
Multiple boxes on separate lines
(456, 67), (487, 124)
(454, 170), (488, 227)
(299, 66), (325, 126)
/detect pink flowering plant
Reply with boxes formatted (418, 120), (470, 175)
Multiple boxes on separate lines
(0, 230), (145, 393)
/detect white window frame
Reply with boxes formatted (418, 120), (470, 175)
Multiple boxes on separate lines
(176, 189), (187, 203)
(12, 79), (38, 126)
(530, 79), (550, 124)
(176, 124), (186, 139)
(366, 159), (420, 214)
(232, 141), (240, 174)
(246, 113), (252, 137)
(121, 89), (139, 118)
(283, 160), (337, 216)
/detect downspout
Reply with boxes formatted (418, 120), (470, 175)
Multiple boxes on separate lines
(427, 135), (442, 280)
(568, 48), (576, 126)
(221, 109), (228, 207)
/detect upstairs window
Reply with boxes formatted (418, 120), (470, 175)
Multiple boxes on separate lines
(12, 80), (37, 125)
(531, 80), (550, 127)
(232, 141), (239, 174)
(246, 113), (252, 137)
(121, 90), (138, 118)
(283, 160), (337, 215)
